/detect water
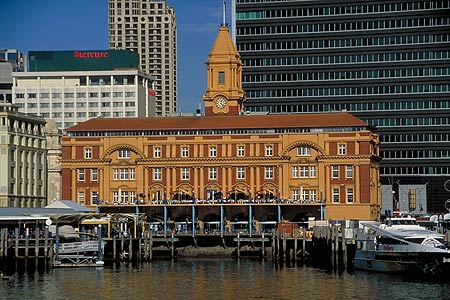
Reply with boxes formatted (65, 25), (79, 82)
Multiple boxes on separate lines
(1, 259), (450, 300)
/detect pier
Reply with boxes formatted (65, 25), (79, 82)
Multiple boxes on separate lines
(0, 202), (361, 271)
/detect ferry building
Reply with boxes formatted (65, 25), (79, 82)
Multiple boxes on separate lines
(61, 26), (381, 221)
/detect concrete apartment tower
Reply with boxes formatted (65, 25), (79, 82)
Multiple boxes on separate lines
(108, 0), (177, 116)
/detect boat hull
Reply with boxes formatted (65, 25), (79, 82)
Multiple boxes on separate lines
(354, 250), (450, 275)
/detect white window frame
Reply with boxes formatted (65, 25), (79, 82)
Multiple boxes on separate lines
(292, 166), (299, 178)
(153, 167), (162, 180)
(298, 146), (311, 156)
(78, 169), (85, 182)
(154, 146), (161, 158)
(346, 165), (353, 178)
(302, 189), (309, 201)
(129, 168), (135, 180)
(113, 169), (119, 181)
(181, 167), (190, 180)
(113, 191), (119, 203)
(265, 145), (273, 156)
(237, 167), (245, 180)
(209, 146), (217, 157)
(181, 146), (189, 158)
(92, 191), (99, 204)
(84, 148), (92, 159)
(118, 149), (131, 159)
(293, 190), (299, 201)
(346, 188), (354, 203)
(310, 166), (316, 178)
(130, 191), (136, 203)
(77, 191), (85, 205)
(120, 168), (128, 180)
(91, 169), (98, 181)
(338, 143), (346, 155)
(237, 145), (245, 157)
(300, 166), (309, 178)
(310, 190), (317, 202)
(265, 166), (274, 179)
(209, 167), (217, 180)
(332, 188), (340, 203)
(332, 166), (339, 178)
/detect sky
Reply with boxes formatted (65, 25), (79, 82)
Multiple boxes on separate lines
(0, 0), (231, 113)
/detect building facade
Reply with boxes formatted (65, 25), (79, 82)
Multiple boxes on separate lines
(61, 25), (381, 221)
(12, 69), (154, 129)
(108, 0), (177, 116)
(0, 60), (13, 103)
(0, 103), (47, 207)
(232, 0), (450, 213)
(0, 49), (27, 72)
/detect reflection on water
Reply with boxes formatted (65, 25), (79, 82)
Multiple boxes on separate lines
(1, 259), (450, 300)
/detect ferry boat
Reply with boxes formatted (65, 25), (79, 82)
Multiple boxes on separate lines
(353, 217), (450, 275)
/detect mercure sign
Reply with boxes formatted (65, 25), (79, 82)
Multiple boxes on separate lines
(74, 51), (109, 59)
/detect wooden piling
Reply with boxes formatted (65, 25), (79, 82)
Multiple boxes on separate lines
(342, 226), (347, 267)
(302, 230), (306, 260)
(261, 232), (265, 259)
(149, 231), (153, 261)
(282, 229), (287, 263)
(113, 235), (117, 261)
(236, 232), (240, 259)
(128, 236), (133, 261)
(170, 232), (175, 259)
(294, 234), (298, 263)
(44, 227), (49, 258)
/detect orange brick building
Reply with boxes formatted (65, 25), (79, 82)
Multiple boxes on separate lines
(61, 26), (381, 220)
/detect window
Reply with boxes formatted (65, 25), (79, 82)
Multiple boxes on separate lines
(181, 167), (190, 180)
(120, 169), (128, 180)
(113, 169), (119, 180)
(154, 146), (161, 158)
(346, 165), (353, 178)
(300, 166), (309, 178)
(265, 145), (273, 156)
(209, 167), (217, 180)
(91, 169), (98, 181)
(113, 191), (119, 203)
(293, 190), (299, 201)
(310, 166), (316, 178)
(218, 71), (225, 84)
(153, 167), (162, 180)
(237, 145), (245, 157)
(292, 166), (299, 178)
(333, 188), (340, 203)
(332, 166), (339, 178)
(338, 143), (346, 155)
(78, 169), (85, 181)
(92, 191), (99, 204)
(181, 146), (189, 157)
(298, 146), (311, 156)
(346, 188), (354, 203)
(84, 148), (92, 159)
(310, 190), (317, 202)
(209, 146), (217, 157)
(129, 168), (135, 180)
(237, 167), (245, 179)
(78, 191), (85, 205)
(265, 166), (274, 179)
(302, 189), (309, 201)
(118, 149), (130, 159)
(130, 191), (136, 203)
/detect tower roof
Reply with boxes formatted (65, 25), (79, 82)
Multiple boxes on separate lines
(208, 26), (239, 60)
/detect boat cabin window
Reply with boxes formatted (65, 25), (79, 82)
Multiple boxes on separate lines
(384, 219), (418, 226)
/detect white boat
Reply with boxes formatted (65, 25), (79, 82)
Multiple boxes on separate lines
(353, 217), (450, 275)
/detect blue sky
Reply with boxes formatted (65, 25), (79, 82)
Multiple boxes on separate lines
(0, 0), (230, 113)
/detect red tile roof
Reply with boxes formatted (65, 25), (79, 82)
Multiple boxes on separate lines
(66, 113), (368, 132)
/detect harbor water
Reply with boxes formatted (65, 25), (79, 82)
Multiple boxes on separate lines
(1, 259), (450, 300)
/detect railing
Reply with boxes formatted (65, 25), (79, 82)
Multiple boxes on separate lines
(58, 241), (99, 254)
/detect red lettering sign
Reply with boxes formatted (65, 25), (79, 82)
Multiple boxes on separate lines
(74, 51), (109, 59)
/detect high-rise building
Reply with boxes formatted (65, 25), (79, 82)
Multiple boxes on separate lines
(232, 0), (450, 213)
(108, 0), (177, 116)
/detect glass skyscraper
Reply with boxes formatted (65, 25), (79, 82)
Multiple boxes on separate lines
(232, 0), (450, 213)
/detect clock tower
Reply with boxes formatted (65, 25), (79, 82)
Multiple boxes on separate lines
(202, 25), (246, 116)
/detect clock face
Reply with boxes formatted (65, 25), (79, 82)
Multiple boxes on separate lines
(215, 97), (227, 109)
